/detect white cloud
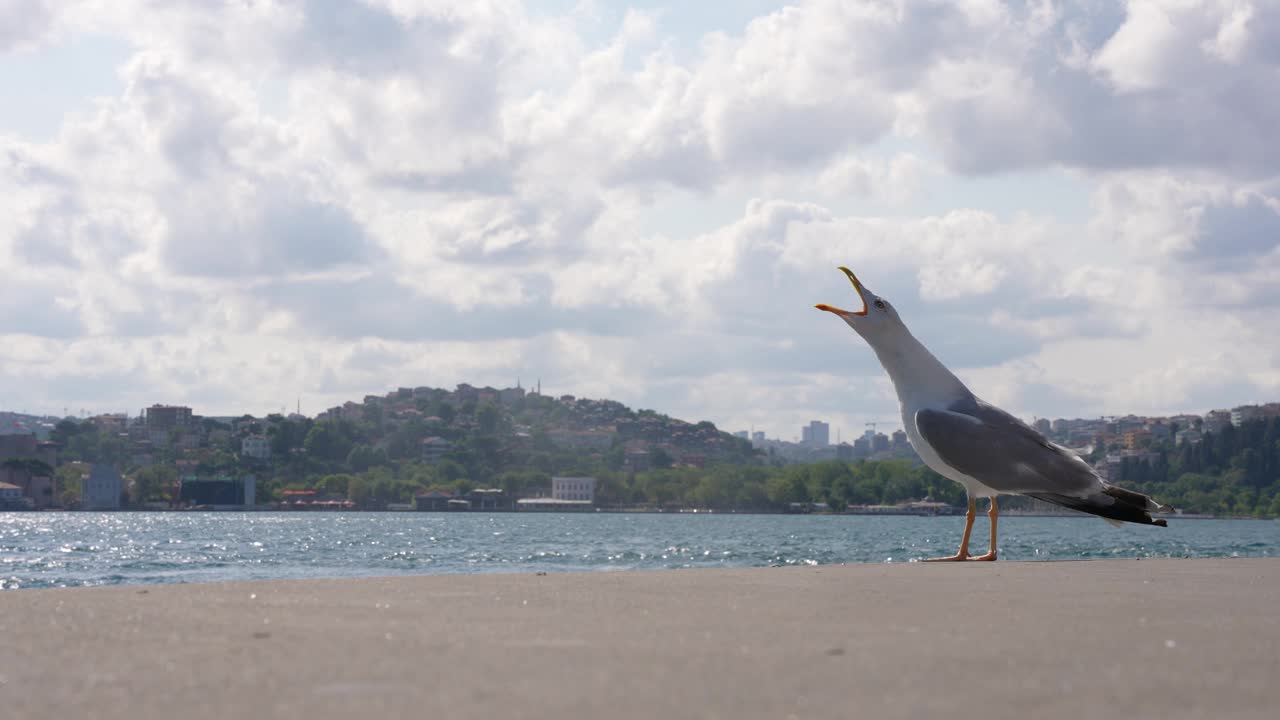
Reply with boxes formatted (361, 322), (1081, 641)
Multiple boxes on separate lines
(1, 0), (1278, 435)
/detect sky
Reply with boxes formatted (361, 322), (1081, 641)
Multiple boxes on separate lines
(1, 0), (1278, 442)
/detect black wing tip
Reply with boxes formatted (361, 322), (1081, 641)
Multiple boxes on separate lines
(1027, 491), (1171, 527)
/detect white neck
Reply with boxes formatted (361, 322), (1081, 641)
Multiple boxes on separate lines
(867, 328), (971, 409)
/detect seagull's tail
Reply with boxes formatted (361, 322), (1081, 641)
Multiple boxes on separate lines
(1026, 485), (1171, 527)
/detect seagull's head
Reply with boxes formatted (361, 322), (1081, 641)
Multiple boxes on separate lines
(815, 267), (904, 343)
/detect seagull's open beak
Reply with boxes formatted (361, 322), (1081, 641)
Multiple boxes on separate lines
(815, 266), (868, 318)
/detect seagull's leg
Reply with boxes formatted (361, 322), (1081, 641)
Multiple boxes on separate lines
(968, 497), (999, 561)
(925, 497), (975, 561)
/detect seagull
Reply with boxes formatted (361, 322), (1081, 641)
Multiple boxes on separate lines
(816, 267), (1170, 561)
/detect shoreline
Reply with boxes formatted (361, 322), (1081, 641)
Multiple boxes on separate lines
(4, 558), (1277, 719)
(1, 506), (1254, 519)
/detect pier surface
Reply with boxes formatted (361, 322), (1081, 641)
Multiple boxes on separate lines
(3, 558), (1277, 720)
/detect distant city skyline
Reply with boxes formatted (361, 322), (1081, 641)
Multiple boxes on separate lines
(3, 2), (1279, 440)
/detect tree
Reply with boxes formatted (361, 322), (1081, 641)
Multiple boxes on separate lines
(766, 471), (809, 506)
(56, 464), (87, 506)
(347, 476), (372, 507)
(304, 421), (357, 463)
(435, 403), (456, 425)
(346, 444), (387, 472)
(651, 448), (674, 469)
(477, 402), (500, 436)
(1, 457), (54, 478)
(435, 458), (467, 484)
(269, 417), (311, 456)
(315, 473), (351, 496)
(132, 465), (178, 505)
(50, 419), (85, 446)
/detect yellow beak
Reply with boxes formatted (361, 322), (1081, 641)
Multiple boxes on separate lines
(815, 266), (868, 318)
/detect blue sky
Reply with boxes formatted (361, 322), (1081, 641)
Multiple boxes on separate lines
(1, 0), (1278, 441)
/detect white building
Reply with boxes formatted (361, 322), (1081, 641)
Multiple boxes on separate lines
(552, 476), (596, 502)
(84, 464), (123, 510)
(241, 435), (271, 460)
(1231, 405), (1261, 427)
(1175, 428), (1202, 446)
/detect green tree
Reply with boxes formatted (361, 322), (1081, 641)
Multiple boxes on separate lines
(435, 403), (456, 425)
(56, 464), (88, 506)
(477, 402), (500, 435)
(651, 448), (674, 469)
(766, 471), (809, 506)
(346, 444), (387, 472)
(132, 465), (178, 505)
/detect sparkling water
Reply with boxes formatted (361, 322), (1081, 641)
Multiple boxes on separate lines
(2, 512), (1275, 590)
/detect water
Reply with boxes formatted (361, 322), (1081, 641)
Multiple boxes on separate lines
(2, 512), (1276, 590)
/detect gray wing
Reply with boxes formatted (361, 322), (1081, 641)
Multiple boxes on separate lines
(915, 398), (1101, 496)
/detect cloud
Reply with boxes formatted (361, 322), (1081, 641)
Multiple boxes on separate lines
(922, 0), (1280, 175)
(2, 0), (1279, 436)
(0, 0), (57, 53)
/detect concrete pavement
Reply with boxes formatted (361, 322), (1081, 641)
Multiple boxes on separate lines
(3, 558), (1278, 720)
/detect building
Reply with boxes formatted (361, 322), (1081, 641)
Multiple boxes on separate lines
(1122, 429), (1152, 450)
(891, 429), (908, 449)
(517, 476), (597, 511)
(0, 456), (54, 509)
(852, 435), (870, 457)
(241, 435), (271, 460)
(499, 385), (526, 405)
(546, 429), (613, 451)
(0, 481), (29, 509)
(1175, 428), (1202, 445)
(1203, 410), (1232, 434)
(179, 474), (255, 507)
(835, 443), (855, 461)
(751, 431), (765, 446)
(1146, 421), (1171, 440)
(0, 432), (38, 463)
(83, 464), (123, 510)
(624, 450), (651, 472)
(871, 432), (890, 453)
(89, 413), (130, 432)
(552, 476), (596, 502)
(1231, 405), (1261, 427)
(421, 437), (452, 464)
(414, 489), (455, 511)
(1033, 418), (1051, 435)
(803, 421), (830, 448)
(733, 431), (748, 439)
(145, 405), (193, 431)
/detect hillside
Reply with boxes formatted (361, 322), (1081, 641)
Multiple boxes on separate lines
(10, 386), (1280, 517)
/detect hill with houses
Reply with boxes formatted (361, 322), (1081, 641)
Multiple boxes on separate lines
(3, 392), (1280, 517)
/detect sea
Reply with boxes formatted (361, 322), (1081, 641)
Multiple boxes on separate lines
(2, 512), (1276, 590)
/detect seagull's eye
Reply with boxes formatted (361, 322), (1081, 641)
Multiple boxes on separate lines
(874, 299), (886, 310)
